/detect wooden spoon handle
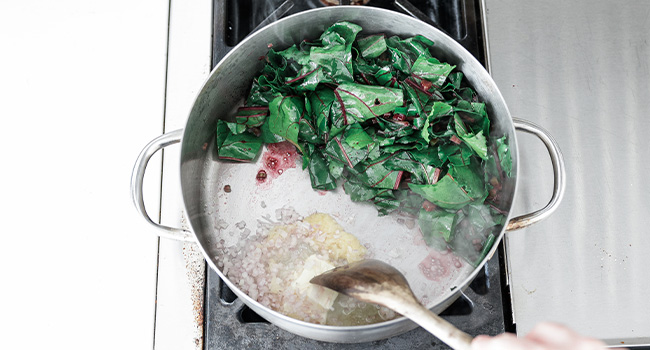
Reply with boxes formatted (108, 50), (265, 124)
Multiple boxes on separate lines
(399, 301), (473, 350)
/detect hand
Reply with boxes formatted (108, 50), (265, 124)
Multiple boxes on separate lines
(471, 322), (610, 350)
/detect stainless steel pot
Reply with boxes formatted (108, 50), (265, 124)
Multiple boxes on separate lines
(131, 6), (566, 343)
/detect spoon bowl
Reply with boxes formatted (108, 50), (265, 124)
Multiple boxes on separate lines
(310, 259), (474, 350)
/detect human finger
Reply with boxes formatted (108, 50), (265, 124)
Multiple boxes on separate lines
(526, 322), (578, 347)
(471, 333), (536, 350)
(526, 322), (607, 350)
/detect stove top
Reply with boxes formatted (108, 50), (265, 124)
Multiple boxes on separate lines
(205, 1), (511, 348)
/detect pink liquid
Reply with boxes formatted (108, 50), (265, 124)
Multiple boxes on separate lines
(256, 142), (300, 186)
(418, 249), (464, 282)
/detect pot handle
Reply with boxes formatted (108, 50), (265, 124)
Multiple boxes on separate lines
(130, 129), (195, 241)
(506, 118), (566, 231)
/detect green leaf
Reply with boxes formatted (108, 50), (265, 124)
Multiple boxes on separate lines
(418, 209), (456, 248)
(344, 123), (374, 149)
(329, 158), (345, 179)
(466, 203), (499, 232)
(320, 21), (363, 48)
(256, 49), (295, 94)
(215, 120), (230, 149)
(367, 142), (381, 160)
(310, 45), (353, 84)
(454, 100), (490, 135)
(352, 154), (404, 189)
(235, 107), (268, 128)
(430, 101), (454, 119)
(411, 55), (455, 87)
(275, 45), (326, 91)
(309, 21), (362, 84)
(218, 132), (263, 162)
(421, 102), (453, 142)
(447, 72), (463, 90)
(343, 177), (392, 202)
(408, 147), (443, 167)
(307, 88), (335, 136)
(384, 35), (435, 74)
(473, 233), (496, 267)
(335, 82), (404, 123)
(408, 174), (473, 209)
(386, 46), (412, 74)
(399, 191), (425, 215)
(260, 119), (285, 144)
(403, 84), (430, 129)
(307, 149), (337, 190)
(288, 63), (326, 91)
(374, 66), (395, 86)
(324, 134), (369, 168)
(387, 35), (434, 60)
(440, 143), (474, 166)
(246, 79), (276, 106)
(353, 56), (382, 77)
(376, 119), (414, 139)
(298, 113), (323, 144)
(277, 45), (311, 65)
(448, 151), (473, 166)
(226, 121), (247, 135)
(381, 133), (427, 154)
(373, 194), (402, 216)
(380, 145), (416, 155)
(357, 34), (387, 59)
(384, 151), (439, 184)
(497, 135), (512, 177)
(449, 162), (488, 201)
(454, 114), (488, 160)
(268, 95), (304, 151)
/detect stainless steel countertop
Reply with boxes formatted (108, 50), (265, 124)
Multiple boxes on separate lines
(485, 0), (650, 345)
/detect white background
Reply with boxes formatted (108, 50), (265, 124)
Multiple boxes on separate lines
(1, 0), (169, 348)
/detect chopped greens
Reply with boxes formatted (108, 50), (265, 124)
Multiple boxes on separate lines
(215, 22), (513, 265)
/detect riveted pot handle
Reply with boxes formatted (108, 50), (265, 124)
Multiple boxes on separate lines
(506, 119), (566, 231)
(130, 129), (194, 241)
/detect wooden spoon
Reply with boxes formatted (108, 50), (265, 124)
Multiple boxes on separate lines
(310, 259), (473, 350)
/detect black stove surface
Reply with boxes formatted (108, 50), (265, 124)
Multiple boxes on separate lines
(205, 1), (510, 348)
(213, 0), (486, 67)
